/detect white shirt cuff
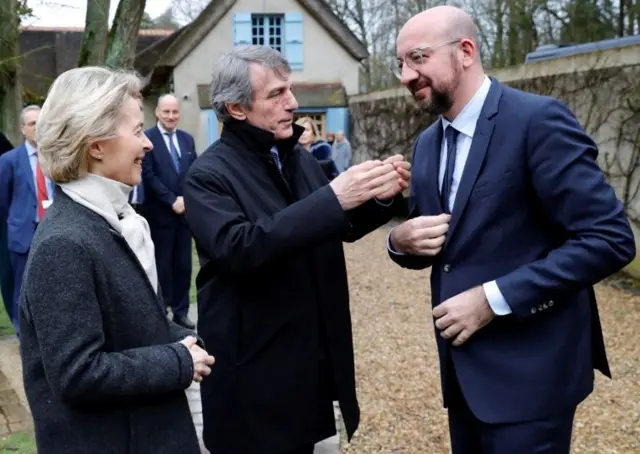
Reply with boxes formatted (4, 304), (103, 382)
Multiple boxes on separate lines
(483, 280), (512, 315)
(386, 231), (406, 256)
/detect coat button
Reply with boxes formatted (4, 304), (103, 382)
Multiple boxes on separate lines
(530, 307), (537, 314)
(443, 264), (451, 272)
(548, 300), (554, 307)
(543, 303), (548, 309)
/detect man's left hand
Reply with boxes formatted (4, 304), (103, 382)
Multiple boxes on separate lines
(432, 286), (495, 347)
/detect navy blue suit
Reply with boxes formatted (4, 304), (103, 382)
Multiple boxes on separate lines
(391, 80), (635, 452)
(142, 126), (197, 318)
(0, 144), (54, 332)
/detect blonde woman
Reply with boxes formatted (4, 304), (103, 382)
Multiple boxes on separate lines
(295, 117), (339, 179)
(19, 66), (214, 454)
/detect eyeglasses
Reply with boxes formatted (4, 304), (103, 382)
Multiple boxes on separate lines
(392, 39), (461, 79)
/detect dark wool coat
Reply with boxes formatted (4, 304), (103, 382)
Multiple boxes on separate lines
(19, 189), (201, 454)
(183, 119), (401, 454)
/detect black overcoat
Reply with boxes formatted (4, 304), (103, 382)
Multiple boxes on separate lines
(184, 120), (400, 453)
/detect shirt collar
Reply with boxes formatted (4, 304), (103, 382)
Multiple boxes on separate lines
(157, 122), (176, 136)
(441, 75), (491, 139)
(25, 141), (37, 156)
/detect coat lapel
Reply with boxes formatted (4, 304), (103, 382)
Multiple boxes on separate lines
(18, 144), (36, 197)
(445, 80), (502, 245)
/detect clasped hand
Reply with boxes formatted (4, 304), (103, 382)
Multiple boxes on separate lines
(329, 154), (411, 210)
(179, 336), (215, 382)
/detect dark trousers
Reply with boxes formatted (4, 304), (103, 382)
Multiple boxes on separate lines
(9, 251), (28, 334)
(150, 220), (192, 318)
(447, 363), (575, 454)
(0, 223), (14, 321)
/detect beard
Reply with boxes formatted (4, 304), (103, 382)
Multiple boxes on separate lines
(410, 63), (461, 116)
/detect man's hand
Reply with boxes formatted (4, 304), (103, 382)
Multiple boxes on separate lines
(390, 214), (451, 256)
(376, 154), (411, 200)
(172, 196), (185, 215)
(432, 286), (495, 347)
(179, 336), (215, 382)
(329, 160), (406, 210)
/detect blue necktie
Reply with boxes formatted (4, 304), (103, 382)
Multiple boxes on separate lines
(165, 132), (181, 171)
(270, 147), (282, 172)
(441, 125), (459, 213)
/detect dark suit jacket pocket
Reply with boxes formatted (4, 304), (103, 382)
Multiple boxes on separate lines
(470, 171), (514, 200)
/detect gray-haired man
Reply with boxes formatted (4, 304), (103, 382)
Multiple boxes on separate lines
(183, 45), (410, 454)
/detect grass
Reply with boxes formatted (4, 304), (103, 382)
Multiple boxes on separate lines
(0, 432), (36, 454)
(0, 296), (15, 338)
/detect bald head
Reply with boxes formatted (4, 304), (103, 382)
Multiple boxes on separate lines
(155, 93), (180, 131)
(399, 6), (479, 56)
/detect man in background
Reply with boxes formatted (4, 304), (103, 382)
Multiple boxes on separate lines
(0, 106), (54, 334)
(331, 130), (352, 172)
(142, 94), (197, 329)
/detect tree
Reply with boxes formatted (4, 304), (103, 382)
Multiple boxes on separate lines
(104, 0), (147, 69)
(77, 0), (111, 67)
(0, 0), (27, 145)
(171, 0), (209, 25)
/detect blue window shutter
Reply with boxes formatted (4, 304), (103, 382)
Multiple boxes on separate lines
(233, 12), (252, 45)
(206, 110), (220, 146)
(326, 107), (349, 137)
(284, 12), (303, 70)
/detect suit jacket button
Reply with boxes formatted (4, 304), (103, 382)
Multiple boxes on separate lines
(443, 264), (451, 272)
(530, 307), (537, 314)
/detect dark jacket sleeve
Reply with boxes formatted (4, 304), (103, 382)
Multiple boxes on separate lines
(183, 168), (350, 274)
(0, 152), (14, 220)
(342, 195), (403, 243)
(142, 133), (178, 207)
(496, 98), (635, 320)
(0, 132), (13, 156)
(22, 235), (195, 405)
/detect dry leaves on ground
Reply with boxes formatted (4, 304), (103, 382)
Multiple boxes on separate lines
(340, 227), (640, 454)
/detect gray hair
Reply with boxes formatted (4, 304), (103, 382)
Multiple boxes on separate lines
(157, 93), (178, 107)
(210, 45), (291, 122)
(20, 105), (41, 125)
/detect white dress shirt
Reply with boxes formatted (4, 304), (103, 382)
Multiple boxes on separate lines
(26, 141), (53, 220)
(157, 122), (182, 158)
(390, 75), (511, 315)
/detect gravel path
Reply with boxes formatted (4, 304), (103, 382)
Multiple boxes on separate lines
(341, 227), (640, 453)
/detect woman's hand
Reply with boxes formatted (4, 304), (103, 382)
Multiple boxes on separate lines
(179, 336), (215, 382)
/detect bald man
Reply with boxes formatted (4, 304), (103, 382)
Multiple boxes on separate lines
(142, 94), (197, 329)
(387, 6), (634, 453)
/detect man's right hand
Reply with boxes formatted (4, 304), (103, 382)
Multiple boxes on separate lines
(179, 336), (215, 383)
(172, 196), (185, 214)
(329, 161), (403, 211)
(390, 214), (451, 256)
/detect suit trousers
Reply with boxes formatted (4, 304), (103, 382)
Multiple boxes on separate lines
(149, 218), (192, 318)
(447, 356), (576, 454)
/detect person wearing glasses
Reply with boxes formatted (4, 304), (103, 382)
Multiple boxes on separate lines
(387, 5), (634, 454)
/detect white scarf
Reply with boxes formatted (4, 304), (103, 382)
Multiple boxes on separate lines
(59, 173), (158, 293)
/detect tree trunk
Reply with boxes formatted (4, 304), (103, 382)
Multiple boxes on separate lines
(77, 0), (111, 67)
(0, 0), (22, 145)
(105, 0), (147, 69)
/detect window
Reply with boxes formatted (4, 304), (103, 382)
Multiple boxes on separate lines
(251, 15), (283, 52)
(294, 113), (327, 139)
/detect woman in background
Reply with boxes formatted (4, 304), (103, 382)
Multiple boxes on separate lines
(295, 117), (339, 180)
(19, 66), (214, 454)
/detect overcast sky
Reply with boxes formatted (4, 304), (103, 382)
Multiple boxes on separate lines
(25, 0), (172, 27)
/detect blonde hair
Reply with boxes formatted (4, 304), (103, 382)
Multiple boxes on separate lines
(295, 116), (319, 140)
(37, 66), (143, 183)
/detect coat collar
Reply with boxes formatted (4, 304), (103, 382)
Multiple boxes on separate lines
(220, 119), (304, 158)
